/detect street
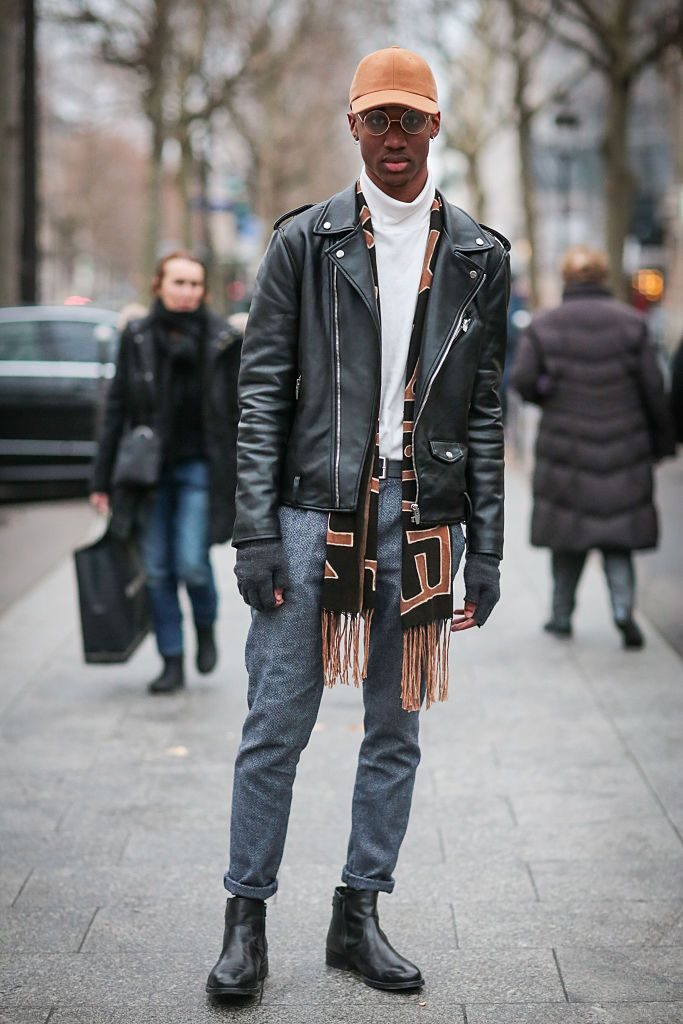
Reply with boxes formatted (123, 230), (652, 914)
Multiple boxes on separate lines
(0, 465), (682, 1022)
(0, 497), (93, 616)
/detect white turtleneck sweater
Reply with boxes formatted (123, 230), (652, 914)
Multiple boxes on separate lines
(359, 167), (434, 460)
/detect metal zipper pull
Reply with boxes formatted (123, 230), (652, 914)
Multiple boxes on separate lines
(462, 316), (471, 332)
(295, 374), (301, 399)
(411, 503), (421, 525)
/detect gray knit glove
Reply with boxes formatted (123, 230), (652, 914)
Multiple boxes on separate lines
(234, 539), (288, 612)
(463, 553), (500, 627)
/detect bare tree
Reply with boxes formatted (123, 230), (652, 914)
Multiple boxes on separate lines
(220, 0), (368, 228)
(418, 0), (586, 308)
(522, 0), (682, 297)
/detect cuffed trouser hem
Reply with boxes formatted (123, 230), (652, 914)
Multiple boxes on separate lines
(341, 867), (395, 894)
(223, 872), (278, 900)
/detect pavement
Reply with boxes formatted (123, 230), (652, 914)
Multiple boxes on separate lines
(639, 456), (683, 657)
(1, 464), (683, 1023)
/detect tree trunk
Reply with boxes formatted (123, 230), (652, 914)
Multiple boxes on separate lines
(176, 127), (194, 249)
(141, 0), (172, 285)
(196, 149), (219, 305)
(0, 0), (22, 306)
(464, 150), (487, 223)
(510, 0), (540, 309)
(518, 108), (540, 309)
(603, 73), (634, 300)
(662, 56), (683, 349)
(20, 0), (38, 303)
(142, 120), (164, 284)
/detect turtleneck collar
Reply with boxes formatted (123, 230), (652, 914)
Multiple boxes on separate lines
(359, 167), (434, 229)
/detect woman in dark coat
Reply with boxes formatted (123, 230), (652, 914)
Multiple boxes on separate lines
(90, 251), (241, 692)
(511, 245), (675, 648)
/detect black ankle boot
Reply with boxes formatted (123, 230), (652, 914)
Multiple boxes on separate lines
(206, 897), (268, 998)
(615, 616), (644, 649)
(544, 618), (572, 637)
(196, 625), (218, 674)
(147, 655), (185, 694)
(325, 886), (422, 991)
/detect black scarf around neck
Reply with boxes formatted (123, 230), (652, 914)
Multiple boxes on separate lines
(152, 299), (206, 363)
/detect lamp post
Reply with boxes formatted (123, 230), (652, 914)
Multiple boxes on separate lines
(554, 106), (580, 254)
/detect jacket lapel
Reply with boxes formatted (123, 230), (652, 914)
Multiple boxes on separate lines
(416, 199), (491, 404)
(326, 227), (381, 335)
(205, 314), (239, 368)
(316, 185), (380, 335)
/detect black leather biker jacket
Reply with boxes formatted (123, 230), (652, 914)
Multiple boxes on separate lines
(233, 182), (510, 558)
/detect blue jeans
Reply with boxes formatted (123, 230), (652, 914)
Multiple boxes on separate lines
(138, 459), (218, 657)
(225, 479), (465, 899)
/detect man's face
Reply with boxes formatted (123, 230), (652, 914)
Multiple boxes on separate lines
(347, 105), (440, 203)
(156, 257), (206, 312)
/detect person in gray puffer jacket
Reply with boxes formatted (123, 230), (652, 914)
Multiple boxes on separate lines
(512, 245), (675, 648)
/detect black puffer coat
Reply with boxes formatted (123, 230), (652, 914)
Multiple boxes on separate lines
(511, 283), (675, 552)
(91, 310), (241, 544)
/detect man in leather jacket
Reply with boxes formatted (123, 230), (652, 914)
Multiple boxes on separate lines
(207, 46), (510, 999)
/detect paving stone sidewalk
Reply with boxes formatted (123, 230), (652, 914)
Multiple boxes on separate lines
(1, 466), (682, 1024)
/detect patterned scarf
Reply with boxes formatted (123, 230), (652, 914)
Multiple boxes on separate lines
(322, 182), (453, 712)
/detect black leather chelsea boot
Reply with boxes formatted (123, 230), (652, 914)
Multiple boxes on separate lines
(147, 655), (185, 694)
(206, 896), (268, 998)
(325, 885), (423, 991)
(196, 626), (218, 674)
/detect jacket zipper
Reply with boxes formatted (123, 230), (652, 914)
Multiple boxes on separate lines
(295, 374), (301, 400)
(333, 266), (342, 506)
(410, 276), (486, 524)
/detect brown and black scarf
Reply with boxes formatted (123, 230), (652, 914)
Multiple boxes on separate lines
(322, 182), (454, 712)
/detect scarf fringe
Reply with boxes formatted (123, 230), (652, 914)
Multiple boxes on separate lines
(322, 609), (374, 688)
(401, 620), (452, 712)
(322, 611), (452, 713)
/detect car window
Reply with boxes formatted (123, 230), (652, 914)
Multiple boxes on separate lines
(46, 320), (117, 361)
(0, 319), (118, 364)
(0, 321), (42, 360)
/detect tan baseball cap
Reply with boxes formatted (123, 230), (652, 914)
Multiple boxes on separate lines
(349, 46), (439, 116)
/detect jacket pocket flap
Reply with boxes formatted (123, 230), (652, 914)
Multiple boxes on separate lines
(429, 441), (466, 463)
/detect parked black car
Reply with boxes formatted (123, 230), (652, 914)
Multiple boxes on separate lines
(0, 305), (119, 483)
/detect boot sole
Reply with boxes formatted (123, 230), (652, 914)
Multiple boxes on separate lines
(206, 982), (264, 998)
(325, 949), (423, 991)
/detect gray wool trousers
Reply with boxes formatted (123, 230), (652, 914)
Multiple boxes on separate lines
(224, 478), (465, 899)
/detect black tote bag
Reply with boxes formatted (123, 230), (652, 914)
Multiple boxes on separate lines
(74, 531), (150, 663)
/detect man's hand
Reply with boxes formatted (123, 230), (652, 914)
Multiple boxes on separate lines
(461, 552), (501, 628)
(451, 599), (477, 632)
(89, 492), (110, 515)
(234, 539), (289, 612)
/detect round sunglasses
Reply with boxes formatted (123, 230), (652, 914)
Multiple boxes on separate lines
(356, 109), (431, 136)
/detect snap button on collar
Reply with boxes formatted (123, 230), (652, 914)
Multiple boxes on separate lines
(336, 249), (345, 258)
(476, 237), (484, 245)
(323, 221), (332, 229)
(469, 269), (477, 278)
